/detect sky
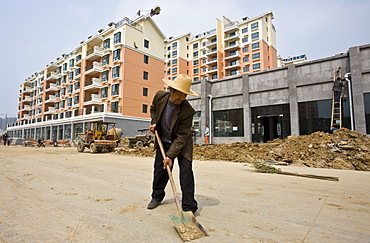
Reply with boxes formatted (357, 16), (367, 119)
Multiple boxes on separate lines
(1, 0), (369, 118)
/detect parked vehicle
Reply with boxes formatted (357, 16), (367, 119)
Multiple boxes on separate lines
(127, 129), (154, 148)
(76, 121), (123, 153)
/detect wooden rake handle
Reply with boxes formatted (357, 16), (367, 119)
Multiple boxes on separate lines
(154, 130), (182, 213)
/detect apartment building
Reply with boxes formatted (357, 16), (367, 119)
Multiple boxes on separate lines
(16, 13), (166, 140)
(11, 11), (278, 141)
(164, 11), (277, 81)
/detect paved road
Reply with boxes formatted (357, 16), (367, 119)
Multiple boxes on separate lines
(0, 146), (369, 242)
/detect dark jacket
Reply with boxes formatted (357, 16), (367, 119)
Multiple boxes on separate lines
(150, 90), (195, 161)
(333, 80), (345, 92)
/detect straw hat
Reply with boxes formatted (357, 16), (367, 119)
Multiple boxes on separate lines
(163, 74), (199, 96)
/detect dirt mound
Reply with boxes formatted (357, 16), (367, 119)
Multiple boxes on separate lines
(115, 128), (370, 171)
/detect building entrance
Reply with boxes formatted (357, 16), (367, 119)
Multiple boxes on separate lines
(259, 115), (282, 143)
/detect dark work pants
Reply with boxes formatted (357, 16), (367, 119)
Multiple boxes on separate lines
(334, 91), (341, 103)
(151, 143), (198, 212)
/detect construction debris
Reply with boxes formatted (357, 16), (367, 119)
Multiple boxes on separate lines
(115, 128), (370, 171)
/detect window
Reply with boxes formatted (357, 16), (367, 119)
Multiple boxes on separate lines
(230, 60), (237, 66)
(61, 87), (66, 96)
(167, 46), (171, 51)
(194, 77), (199, 82)
(202, 67), (207, 72)
(142, 104), (148, 113)
(252, 52), (260, 60)
(144, 55), (149, 64)
(243, 66), (250, 72)
(243, 46), (249, 53)
(230, 50), (237, 56)
(229, 41), (236, 47)
(113, 49), (120, 61)
(230, 70), (238, 75)
(172, 76), (177, 80)
(172, 42), (177, 48)
(193, 43), (198, 49)
(193, 60), (199, 66)
(69, 59), (74, 68)
(202, 58), (207, 64)
(74, 109), (79, 117)
(111, 83), (119, 96)
(172, 67), (177, 74)
(213, 109), (244, 137)
(144, 39), (149, 48)
(172, 50), (177, 57)
(62, 63), (67, 71)
(112, 66), (119, 79)
(73, 95), (79, 104)
(102, 70), (109, 81)
(111, 101), (118, 113)
(242, 37), (248, 43)
(143, 88), (148, 96)
(103, 38), (110, 49)
(193, 68), (199, 74)
(242, 27), (248, 33)
(143, 71), (149, 80)
(103, 54), (109, 65)
(172, 59), (177, 65)
(74, 82), (80, 90)
(229, 32), (236, 37)
(75, 68), (81, 76)
(202, 42), (207, 46)
(212, 65), (217, 70)
(243, 56), (249, 62)
(67, 97), (72, 107)
(62, 75), (66, 83)
(101, 87), (108, 98)
(251, 22), (259, 30)
(251, 32), (259, 40)
(114, 32), (121, 44)
(252, 42), (260, 50)
(68, 84), (73, 93)
(211, 74), (217, 80)
(202, 50), (207, 55)
(253, 63), (261, 70)
(69, 71), (74, 81)
(211, 47), (217, 52)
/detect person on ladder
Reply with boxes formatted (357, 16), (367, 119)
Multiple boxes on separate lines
(333, 77), (345, 104)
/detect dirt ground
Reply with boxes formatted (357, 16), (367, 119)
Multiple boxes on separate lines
(116, 128), (370, 171)
(1, 145), (370, 242)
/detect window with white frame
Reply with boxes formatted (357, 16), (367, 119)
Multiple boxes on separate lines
(111, 83), (119, 96)
(251, 22), (259, 30)
(252, 42), (260, 50)
(102, 70), (109, 81)
(253, 63), (260, 70)
(103, 38), (110, 49)
(252, 52), (260, 60)
(242, 37), (248, 43)
(242, 46), (249, 52)
(112, 66), (120, 79)
(101, 87), (108, 98)
(113, 49), (120, 61)
(69, 71), (73, 80)
(111, 101), (118, 113)
(114, 32), (121, 44)
(243, 56), (249, 62)
(242, 27), (248, 33)
(243, 66), (250, 72)
(172, 67), (177, 74)
(251, 32), (259, 40)
(103, 54), (109, 65)
(193, 68), (199, 74)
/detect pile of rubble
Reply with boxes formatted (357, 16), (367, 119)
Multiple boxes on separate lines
(115, 128), (370, 171)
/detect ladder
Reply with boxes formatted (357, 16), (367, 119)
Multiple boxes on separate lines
(331, 67), (342, 129)
(331, 97), (342, 129)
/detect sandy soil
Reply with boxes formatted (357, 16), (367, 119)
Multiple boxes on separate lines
(1, 146), (370, 242)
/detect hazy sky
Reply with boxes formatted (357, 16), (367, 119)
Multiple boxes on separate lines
(1, 0), (369, 118)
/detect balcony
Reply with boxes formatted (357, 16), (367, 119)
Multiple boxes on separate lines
(23, 96), (31, 102)
(45, 83), (58, 93)
(45, 95), (57, 104)
(224, 41), (240, 51)
(22, 105), (31, 111)
(44, 106), (56, 114)
(85, 62), (103, 76)
(46, 72), (58, 81)
(206, 68), (218, 74)
(224, 33), (239, 42)
(206, 40), (217, 48)
(225, 51), (240, 60)
(225, 61), (241, 69)
(23, 86), (33, 93)
(206, 58), (218, 65)
(86, 46), (103, 61)
(23, 114), (30, 119)
(84, 94), (102, 106)
(84, 78), (102, 90)
(72, 100), (80, 108)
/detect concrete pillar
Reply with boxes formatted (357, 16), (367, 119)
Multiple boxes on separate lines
(287, 65), (300, 136)
(242, 74), (251, 142)
(201, 78), (211, 144)
(349, 46), (366, 134)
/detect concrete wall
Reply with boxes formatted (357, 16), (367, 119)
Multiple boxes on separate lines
(189, 43), (370, 144)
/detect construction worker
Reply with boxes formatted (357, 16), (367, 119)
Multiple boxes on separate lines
(333, 77), (345, 103)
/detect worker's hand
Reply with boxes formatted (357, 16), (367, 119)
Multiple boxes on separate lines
(163, 157), (173, 169)
(149, 124), (156, 134)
